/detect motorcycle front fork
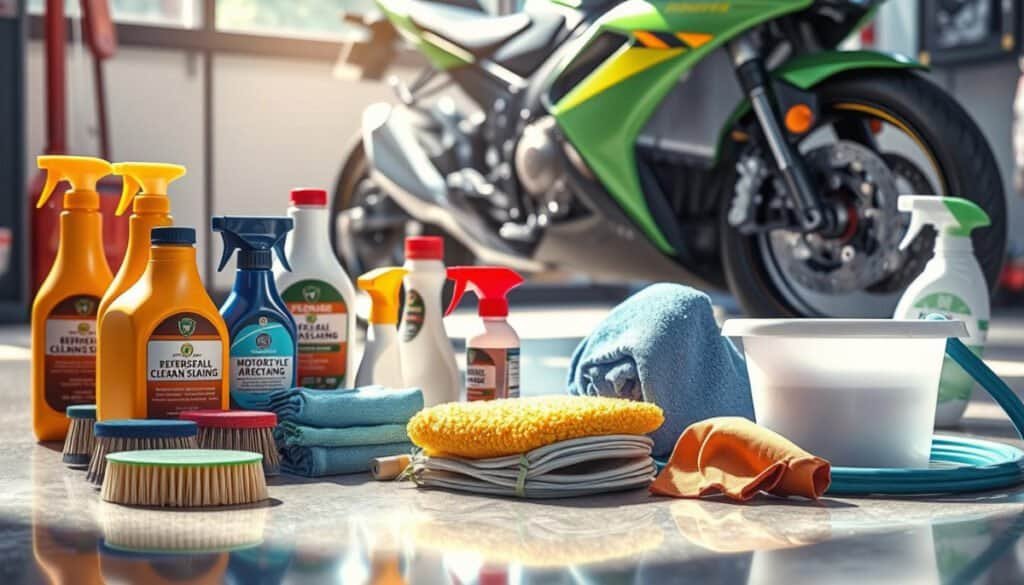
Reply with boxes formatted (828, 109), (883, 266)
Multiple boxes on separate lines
(727, 36), (827, 234)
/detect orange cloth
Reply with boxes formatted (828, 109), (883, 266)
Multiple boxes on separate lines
(650, 417), (830, 501)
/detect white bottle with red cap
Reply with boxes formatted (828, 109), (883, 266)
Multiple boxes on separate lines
(399, 236), (460, 406)
(274, 188), (358, 390)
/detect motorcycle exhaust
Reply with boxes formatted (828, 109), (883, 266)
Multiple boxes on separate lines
(361, 103), (544, 272)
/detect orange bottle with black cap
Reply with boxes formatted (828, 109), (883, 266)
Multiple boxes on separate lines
(31, 155), (114, 441)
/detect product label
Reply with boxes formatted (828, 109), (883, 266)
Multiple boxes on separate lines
(910, 292), (987, 404)
(466, 347), (520, 401)
(146, 313), (224, 418)
(229, 315), (295, 394)
(44, 295), (100, 412)
(401, 289), (425, 342)
(282, 280), (348, 389)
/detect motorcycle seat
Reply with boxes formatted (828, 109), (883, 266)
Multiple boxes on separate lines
(409, 1), (532, 56)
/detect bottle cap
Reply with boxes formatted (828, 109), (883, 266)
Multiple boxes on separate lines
(36, 155), (113, 210)
(112, 162), (186, 216)
(179, 410), (277, 429)
(290, 188), (328, 207)
(445, 266), (524, 317)
(405, 236), (443, 260)
(151, 226), (196, 246)
(357, 266), (408, 324)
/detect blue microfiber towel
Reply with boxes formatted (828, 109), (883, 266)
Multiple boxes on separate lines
(566, 283), (753, 457)
(267, 386), (424, 428)
(275, 422), (409, 448)
(281, 443), (414, 477)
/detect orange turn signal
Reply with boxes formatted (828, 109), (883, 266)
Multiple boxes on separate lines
(784, 104), (814, 134)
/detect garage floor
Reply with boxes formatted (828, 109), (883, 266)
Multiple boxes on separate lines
(3, 307), (1024, 583)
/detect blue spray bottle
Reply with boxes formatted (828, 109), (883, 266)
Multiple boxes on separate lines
(212, 216), (297, 409)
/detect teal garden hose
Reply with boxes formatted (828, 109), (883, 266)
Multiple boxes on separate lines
(826, 334), (1024, 496)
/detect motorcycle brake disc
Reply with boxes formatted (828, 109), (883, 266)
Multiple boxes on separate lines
(766, 140), (905, 295)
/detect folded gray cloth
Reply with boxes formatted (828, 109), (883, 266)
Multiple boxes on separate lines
(407, 435), (656, 499)
(567, 283), (753, 457)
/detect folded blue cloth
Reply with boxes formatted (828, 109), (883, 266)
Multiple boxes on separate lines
(567, 283), (753, 457)
(267, 386), (423, 428)
(275, 422), (409, 448)
(282, 443), (414, 477)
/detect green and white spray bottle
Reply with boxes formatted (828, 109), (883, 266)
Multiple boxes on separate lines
(894, 195), (991, 427)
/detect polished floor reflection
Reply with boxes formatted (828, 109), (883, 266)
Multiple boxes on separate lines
(3, 307), (1024, 583)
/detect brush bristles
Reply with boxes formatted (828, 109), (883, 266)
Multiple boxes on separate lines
(197, 427), (280, 476)
(87, 436), (197, 486)
(101, 461), (268, 507)
(62, 419), (96, 466)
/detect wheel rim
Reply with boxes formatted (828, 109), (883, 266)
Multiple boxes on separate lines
(337, 174), (422, 276)
(755, 105), (945, 317)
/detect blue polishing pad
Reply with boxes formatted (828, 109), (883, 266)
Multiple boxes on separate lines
(94, 419), (197, 438)
(66, 404), (97, 420)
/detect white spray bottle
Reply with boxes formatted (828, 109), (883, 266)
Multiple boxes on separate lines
(399, 237), (460, 406)
(355, 267), (406, 388)
(893, 195), (991, 427)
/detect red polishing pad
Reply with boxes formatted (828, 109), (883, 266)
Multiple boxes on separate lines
(179, 410), (277, 429)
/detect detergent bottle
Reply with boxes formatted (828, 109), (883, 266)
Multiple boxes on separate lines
(446, 267), (524, 401)
(98, 162), (184, 319)
(213, 217), (298, 409)
(98, 227), (229, 420)
(355, 267), (407, 388)
(31, 155), (114, 441)
(275, 188), (357, 390)
(399, 237), (460, 406)
(894, 195), (991, 427)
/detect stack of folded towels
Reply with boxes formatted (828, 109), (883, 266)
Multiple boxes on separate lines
(266, 386), (423, 477)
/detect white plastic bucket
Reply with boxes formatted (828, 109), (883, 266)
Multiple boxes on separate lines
(721, 319), (968, 469)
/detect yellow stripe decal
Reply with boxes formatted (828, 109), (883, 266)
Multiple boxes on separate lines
(558, 46), (685, 112)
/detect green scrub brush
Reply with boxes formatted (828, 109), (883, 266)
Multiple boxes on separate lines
(101, 449), (268, 507)
(62, 405), (97, 467)
(179, 410), (280, 476)
(87, 420), (198, 487)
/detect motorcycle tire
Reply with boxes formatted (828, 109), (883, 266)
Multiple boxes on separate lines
(721, 70), (1007, 318)
(330, 138), (474, 275)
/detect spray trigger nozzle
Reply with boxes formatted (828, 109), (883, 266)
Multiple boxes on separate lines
(211, 216), (294, 272)
(897, 195), (990, 251)
(445, 266), (524, 317)
(36, 155), (113, 208)
(112, 162), (186, 216)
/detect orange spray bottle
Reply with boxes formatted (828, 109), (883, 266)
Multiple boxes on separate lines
(31, 155), (114, 441)
(98, 226), (229, 420)
(97, 162), (184, 318)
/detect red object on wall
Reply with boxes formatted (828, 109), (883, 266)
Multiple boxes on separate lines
(32, 0), (127, 294)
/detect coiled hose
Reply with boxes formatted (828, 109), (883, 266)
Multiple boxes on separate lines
(827, 335), (1024, 496)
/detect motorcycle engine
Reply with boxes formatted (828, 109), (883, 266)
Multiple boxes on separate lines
(513, 116), (590, 221)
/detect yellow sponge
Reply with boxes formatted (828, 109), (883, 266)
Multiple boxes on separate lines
(407, 395), (664, 459)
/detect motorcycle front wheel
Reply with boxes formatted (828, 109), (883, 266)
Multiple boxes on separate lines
(721, 70), (1007, 318)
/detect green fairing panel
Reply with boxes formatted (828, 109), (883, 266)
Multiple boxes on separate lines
(774, 50), (925, 90)
(551, 0), (812, 254)
(375, 0), (471, 70)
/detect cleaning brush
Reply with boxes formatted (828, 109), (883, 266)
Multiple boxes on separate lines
(62, 404), (97, 467)
(101, 449), (268, 507)
(87, 420), (198, 487)
(179, 410), (280, 476)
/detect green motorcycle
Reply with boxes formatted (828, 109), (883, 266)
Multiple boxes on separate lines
(334, 0), (1006, 317)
